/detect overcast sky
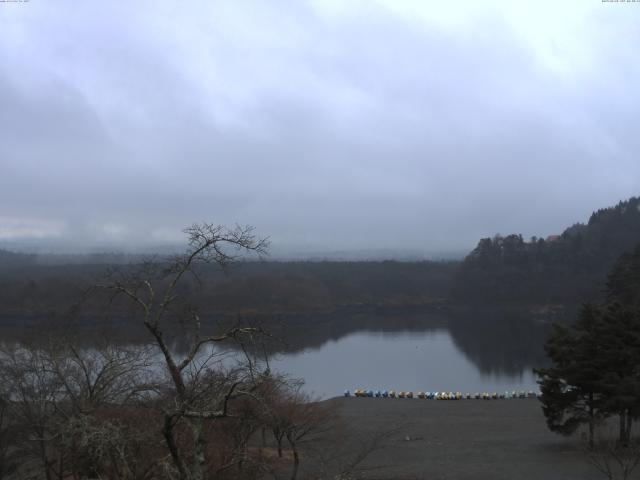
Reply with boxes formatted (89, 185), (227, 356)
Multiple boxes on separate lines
(1, 0), (639, 257)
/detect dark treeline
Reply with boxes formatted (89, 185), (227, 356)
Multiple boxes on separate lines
(452, 196), (640, 306)
(0, 250), (141, 267)
(2, 195), (640, 324)
(0, 254), (456, 319)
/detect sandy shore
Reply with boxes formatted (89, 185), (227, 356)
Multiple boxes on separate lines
(321, 397), (604, 480)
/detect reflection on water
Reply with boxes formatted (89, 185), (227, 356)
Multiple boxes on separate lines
(270, 328), (540, 399)
(448, 311), (550, 377)
(259, 307), (551, 398)
(0, 307), (552, 400)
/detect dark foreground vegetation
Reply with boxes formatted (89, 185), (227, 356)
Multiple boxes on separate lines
(0, 337), (386, 480)
(0, 225), (389, 480)
(536, 244), (640, 450)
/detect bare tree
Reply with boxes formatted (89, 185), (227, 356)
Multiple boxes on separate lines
(255, 376), (336, 480)
(48, 339), (159, 480)
(0, 343), (64, 480)
(0, 337), (160, 480)
(47, 339), (155, 414)
(283, 394), (333, 480)
(94, 223), (269, 480)
(56, 407), (162, 480)
(0, 389), (18, 480)
(1, 223), (342, 480)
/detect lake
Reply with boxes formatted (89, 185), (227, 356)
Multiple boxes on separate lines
(0, 308), (551, 400)
(269, 330), (539, 399)
(262, 309), (548, 399)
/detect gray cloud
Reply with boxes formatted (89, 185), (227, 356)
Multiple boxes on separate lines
(1, 0), (639, 256)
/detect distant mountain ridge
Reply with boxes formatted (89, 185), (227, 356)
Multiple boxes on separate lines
(452, 196), (640, 305)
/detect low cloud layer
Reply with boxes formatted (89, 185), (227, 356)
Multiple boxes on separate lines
(1, 1), (639, 256)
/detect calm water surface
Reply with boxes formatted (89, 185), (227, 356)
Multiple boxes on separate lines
(269, 329), (539, 399)
(1, 309), (548, 400)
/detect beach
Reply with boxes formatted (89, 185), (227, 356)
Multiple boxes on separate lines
(321, 397), (604, 479)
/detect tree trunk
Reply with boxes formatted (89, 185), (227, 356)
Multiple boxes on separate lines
(290, 444), (299, 480)
(277, 436), (283, 458)
(40, 438), (52, 480)
(588, 393), (595, 449)
(619, 411), (630, 446)
(189, 418), (206, 480)
(163, 415), (190, 480)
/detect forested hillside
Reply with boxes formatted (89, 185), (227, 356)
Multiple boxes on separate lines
(3, 196), (639, 317)
(452, 196), (640, 305)
(0, 258), (456, 318)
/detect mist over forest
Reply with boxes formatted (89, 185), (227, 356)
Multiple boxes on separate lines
(1, 195), (638, 325)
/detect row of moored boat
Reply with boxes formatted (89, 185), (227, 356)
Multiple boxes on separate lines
(346, 389), (539, 399)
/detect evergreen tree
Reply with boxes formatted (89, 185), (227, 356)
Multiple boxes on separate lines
(453, 196), (640, 305)
(606, 243), (640, 308)
(596, 302), (640, 446)
(601, 245), (640, 445)
(535, 304), (606, 447)
(537, 245), (640, 446)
